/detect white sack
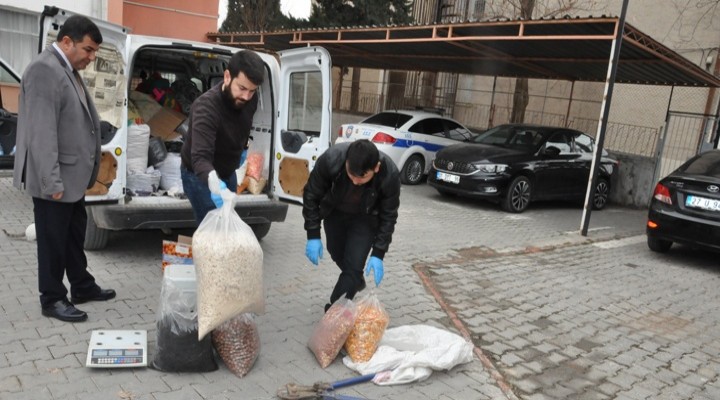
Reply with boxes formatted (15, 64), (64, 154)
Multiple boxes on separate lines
(342, 324), (474, 385)
(127, 124), (150, 173)
(127, 166), (161, 195)
(159, 152), (183, 193)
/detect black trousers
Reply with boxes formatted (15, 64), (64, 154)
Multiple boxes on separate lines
(33, 197), (98, 307)
(323, 210), (376, 304)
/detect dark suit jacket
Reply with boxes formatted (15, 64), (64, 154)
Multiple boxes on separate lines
(13, 46), (101, 202)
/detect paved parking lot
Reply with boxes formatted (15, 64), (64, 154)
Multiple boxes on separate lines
(1, 173), (718, 400)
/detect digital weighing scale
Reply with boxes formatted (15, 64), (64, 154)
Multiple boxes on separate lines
(86, 330), (148, 368)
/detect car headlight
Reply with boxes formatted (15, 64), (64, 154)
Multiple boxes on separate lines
(475, 163), (508, 174)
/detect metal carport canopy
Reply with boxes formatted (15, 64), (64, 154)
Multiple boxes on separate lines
(208, 16), (720, 87)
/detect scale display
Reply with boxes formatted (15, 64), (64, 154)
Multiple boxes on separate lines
(86, 330), (147, 368)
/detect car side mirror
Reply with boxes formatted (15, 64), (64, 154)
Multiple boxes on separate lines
(544, 146), (561, 157)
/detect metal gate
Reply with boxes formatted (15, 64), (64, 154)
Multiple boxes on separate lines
(653, 111), (718, 183)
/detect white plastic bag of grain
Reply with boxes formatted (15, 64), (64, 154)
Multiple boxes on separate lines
(193, 187), (264, 340)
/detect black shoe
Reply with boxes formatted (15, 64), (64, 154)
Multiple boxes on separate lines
(71, 288), (116, 304)
(42, 299), (88, 322)
(324, 303), (332, 313)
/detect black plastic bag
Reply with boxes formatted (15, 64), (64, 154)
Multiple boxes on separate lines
(148, 136), (168, 166)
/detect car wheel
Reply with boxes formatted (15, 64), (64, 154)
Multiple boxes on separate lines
(250, 223), (271, 241)
(401, 155), (424, 185)
(647, 236), (672, 252)
(592, 178), (610, 210)
(502, 176), (531, 213)
(84, 207), (109, 251)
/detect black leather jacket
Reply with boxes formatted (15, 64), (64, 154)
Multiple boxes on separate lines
(303, 142), (401, 259)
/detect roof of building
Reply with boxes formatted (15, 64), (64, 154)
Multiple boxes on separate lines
(207, 16), (720, 87)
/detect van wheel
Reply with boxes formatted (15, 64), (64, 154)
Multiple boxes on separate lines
(401, 155), (424, 185)
(647, 236), (672, 253)
(251, 223), (271, 241)
(84, 207), (109, 250)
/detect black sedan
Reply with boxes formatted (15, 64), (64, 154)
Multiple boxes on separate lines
(646, 149), (720, 253)
(428, 124), (618, 213)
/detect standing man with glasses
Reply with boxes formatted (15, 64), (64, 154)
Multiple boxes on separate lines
(14, 15), (116, 323)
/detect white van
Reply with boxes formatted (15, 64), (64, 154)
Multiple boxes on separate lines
(36, 7), (332, 249)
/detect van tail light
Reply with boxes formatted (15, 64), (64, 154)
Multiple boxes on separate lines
(372, 132), (397, 144)
(338, 126), (344, 138)
(653, 183), (672, 205)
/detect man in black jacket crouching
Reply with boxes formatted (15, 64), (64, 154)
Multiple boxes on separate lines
(302, 139), (401, 312)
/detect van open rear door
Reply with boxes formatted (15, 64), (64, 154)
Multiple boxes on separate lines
(40, 6), (129, 205)
(274, 46), (332, 203)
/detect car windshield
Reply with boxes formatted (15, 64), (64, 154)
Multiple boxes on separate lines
(362, 112), (413, 128)
(472, 125), (545, 151)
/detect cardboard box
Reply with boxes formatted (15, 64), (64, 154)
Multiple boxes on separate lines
(161, 235), (193, 270)
(147, 107), (186, 141)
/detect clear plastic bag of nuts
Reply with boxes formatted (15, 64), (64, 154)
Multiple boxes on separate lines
(307, 298), (359, 368)
(211, 313), (260, 377)
(343, 291), (390, 363)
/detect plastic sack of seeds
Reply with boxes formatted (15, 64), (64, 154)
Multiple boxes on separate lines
(307, 298), (359, 368)
(151, 265), (218, 372)
(344, 291), (390, 363)
(194, 187), (264, 340)
(211, 313), (260, 378)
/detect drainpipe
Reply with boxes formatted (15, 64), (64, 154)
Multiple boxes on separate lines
(703, 49), (720, 148)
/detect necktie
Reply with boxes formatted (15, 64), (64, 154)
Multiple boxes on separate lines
(73, 69), (85, 98)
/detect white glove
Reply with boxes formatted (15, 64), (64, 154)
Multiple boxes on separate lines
(208, 170), (222, 194)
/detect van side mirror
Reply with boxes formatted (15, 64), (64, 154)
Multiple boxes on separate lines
(544, 146), (561, 157)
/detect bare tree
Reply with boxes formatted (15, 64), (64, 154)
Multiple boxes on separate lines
(483, 0), (600, 123)
(664, 0), (720, 43)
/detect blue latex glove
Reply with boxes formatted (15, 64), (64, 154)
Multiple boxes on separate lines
(365, 256), (384, 287)
(210, 180), (227, 208)
(305, 239), (323, 266)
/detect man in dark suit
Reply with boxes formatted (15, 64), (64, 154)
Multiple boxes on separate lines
(13, 15), (116, 322)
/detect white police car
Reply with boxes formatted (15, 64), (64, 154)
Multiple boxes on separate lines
(336, 109), (475, 184)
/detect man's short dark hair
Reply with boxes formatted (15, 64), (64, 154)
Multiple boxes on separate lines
(228, 51), (265, 86)
(346, 140), (380, 176)
(57, 15), (103, 45)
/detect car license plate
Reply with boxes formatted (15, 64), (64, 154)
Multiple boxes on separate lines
(436, 171), (459, 184)
(685, 195), (720, 212)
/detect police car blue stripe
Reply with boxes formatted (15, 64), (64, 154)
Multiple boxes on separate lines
(392, 139), (444, 152)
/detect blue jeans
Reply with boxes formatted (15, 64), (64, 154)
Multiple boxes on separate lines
(181, 166), (237, 225)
